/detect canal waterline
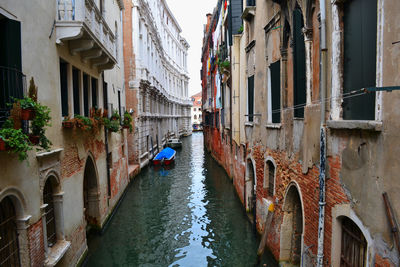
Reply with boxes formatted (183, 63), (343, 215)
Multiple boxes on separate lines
(85, 132), (277, 266)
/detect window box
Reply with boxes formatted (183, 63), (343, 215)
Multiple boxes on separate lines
(62, 121), (74, 128)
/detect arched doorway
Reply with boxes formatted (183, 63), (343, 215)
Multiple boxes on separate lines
(0, 197), (20, 266)
(245, 159), (256, 225)
(280, 184), (303, 266)
(83, 156), (101, 230)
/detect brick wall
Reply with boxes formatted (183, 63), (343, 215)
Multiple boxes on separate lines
(28, 219), (44, 267)
(203, 124), (351, 266)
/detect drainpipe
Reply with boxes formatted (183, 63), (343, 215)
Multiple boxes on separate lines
(317, 0), (327, 266)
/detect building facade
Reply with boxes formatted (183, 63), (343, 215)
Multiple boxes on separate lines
(202, 0), (400, 266)
(190, 92), (202, 131)
(0, 0), (130, 265)
(123, 0), (191, 168)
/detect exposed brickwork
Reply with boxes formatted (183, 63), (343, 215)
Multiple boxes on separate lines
(61, 144), (84, 178)
(28, 219), (45, 267)
(375, 253), (396, 267)
(204, 125), (351, 266)
(110, 146), (129, 198)
(63, 221), (87, 266)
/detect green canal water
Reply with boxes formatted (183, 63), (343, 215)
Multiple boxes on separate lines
(85, 132), (277, 267)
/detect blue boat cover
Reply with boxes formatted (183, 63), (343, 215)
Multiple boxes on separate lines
(154, 147), (175, 160)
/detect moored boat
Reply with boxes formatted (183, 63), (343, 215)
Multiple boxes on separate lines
(166, 138), (182, 148)
(153, 147), (176, 165)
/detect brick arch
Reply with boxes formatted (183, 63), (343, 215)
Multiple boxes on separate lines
(264, 155), (277, 196)
(83, 152), (101, 228)
(280, 182), (304, 266)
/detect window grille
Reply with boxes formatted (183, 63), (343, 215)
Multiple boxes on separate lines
(44, 181), (57, 247)
(0, 197), (20, 266)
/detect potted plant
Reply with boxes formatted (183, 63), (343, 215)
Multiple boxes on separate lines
(103, 118), (120, 132)
(74, 115), (93, 131)
(122, 111), (133, 132)
(30, 102), (52, 150)
(17, 97), (36, 120)
(110, 110), (121, 121)
(0, 136), (6, 151)
(0, 127), (31, 161)
(62, 116), (74, 128)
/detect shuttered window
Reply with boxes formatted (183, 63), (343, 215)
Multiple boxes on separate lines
(83, 73), (89, 117)
(59, 60), (68, 117)
(91, 78), (98, 108)
(247, 75), (254, 122)
(293, 7), (306, 118)
(72, 68), (80, 115)
(343, 0), (376, 120)
(270, 61), (281, 123)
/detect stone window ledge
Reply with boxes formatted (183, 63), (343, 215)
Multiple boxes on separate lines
(36, 148), (63, 159)
(265, 123), (281, 129)
(245, 122), (254, 127)
(327, 120), (383, 131)
(44, 240), (70, 267)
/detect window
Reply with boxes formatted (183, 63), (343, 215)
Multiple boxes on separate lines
(0, 197), (20, 266)
(265, 161), (275, 196)
(59, 60), (68, 117)
(293, 7), (306, 118)
(269, 61), (281, 123)
(83, 73), (89, 117)
(0, 18), (23, 127)
(194, 115), (197, 120)
(340, 217), (367, 267)
(247, 75), (254, 122)
(43, 179), (56, 247)
(72, 68), (80, 115)
(91, 78), (98, 108)
(342, 0), (376, 120)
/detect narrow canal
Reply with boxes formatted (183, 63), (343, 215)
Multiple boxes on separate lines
(85, 132), (277, 266)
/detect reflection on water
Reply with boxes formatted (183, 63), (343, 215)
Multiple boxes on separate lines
(85, 132), (277, 267)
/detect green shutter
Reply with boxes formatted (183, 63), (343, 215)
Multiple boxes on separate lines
(271, 61), (281, 123)
(293, 7), (306, 119)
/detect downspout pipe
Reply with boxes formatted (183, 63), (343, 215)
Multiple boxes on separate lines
(317, 0), (327, 266)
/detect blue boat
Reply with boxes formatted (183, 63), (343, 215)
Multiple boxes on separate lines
(153, 147), (176, 165)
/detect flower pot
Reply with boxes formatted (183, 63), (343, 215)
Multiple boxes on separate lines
(29, 135), (40, 145)
(122, 125), (130, 129)
(0, 138), (6, 151)
(62, 121), (74, 128)
(21, 108), (35, 120)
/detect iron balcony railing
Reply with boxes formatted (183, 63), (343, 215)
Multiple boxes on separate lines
(0, 66), (26, 127)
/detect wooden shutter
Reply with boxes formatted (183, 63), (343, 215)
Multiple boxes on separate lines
(72, 68), (80, 115)
(59, 60), (69, 117)
(343, 0), (376, 120)
(270, 61), (281, 123)
(83, 74), (89, 117)
(293, 7), (306, 118)
(248, 75), (254, 122)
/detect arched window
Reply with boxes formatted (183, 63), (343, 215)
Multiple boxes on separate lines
(340, 217), (367, 267)
(264, 160), (275, 196)
(43, 179), (56, 247)
(0, 197), (20, 266)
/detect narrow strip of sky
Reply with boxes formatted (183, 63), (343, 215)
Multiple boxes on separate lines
(166, 0), (218, 96)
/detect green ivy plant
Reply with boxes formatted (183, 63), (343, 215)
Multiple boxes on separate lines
(16, 96), (36, 110)
(31, 102), (52, 150)
(103, 118), (120, 132)
(123, 111), (133, 133)
(75, 115), (93, 131)
(111, 109), (121, 121)
(0, 126), (32, 161)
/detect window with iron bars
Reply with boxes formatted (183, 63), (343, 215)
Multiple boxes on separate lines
(0, 197), (20, 266)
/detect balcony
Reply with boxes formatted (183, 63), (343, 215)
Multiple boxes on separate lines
(242, 0), (256, 21)
(55, 0), (116, 71)
(0, 66), (26, 127)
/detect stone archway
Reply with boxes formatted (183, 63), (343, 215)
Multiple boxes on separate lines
(83, 155), (101, 230)
(280, 184), (304, 266)
(245, 158), (256, 225)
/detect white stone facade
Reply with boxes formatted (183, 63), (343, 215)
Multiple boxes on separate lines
(128, 0), (191, 167)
